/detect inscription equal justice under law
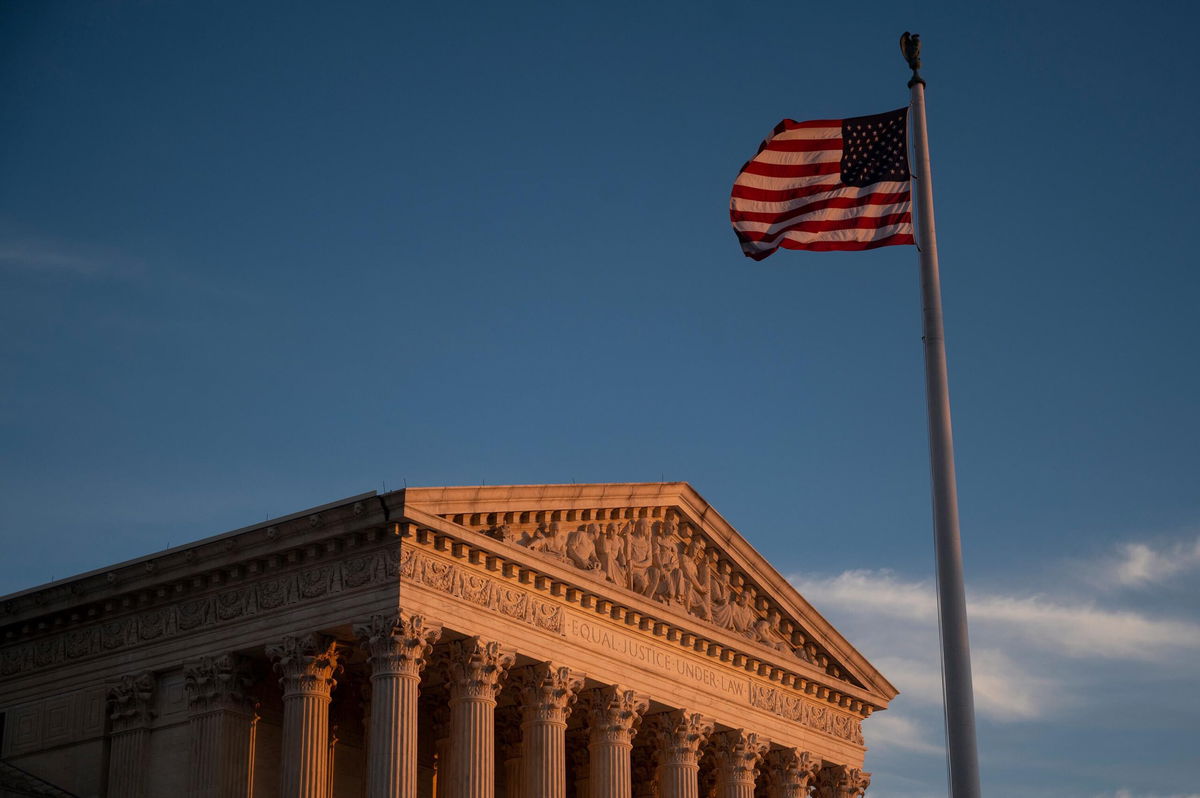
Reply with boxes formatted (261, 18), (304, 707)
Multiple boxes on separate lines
(566, 614), (865, 744)
(567, 616), (748, 700)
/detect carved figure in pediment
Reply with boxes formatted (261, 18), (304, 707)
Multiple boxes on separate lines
(597, 523), (628, 586)
(752, 608), (791, 653)
(650, 522), (683, 604)
(527, 521), (566, 558)
(567, 523), (601, 572)
(493, 523), (520, 543)
(679, 538), (711, 621)
(713, 579), (757, 638)
(628, 519), (655, 597)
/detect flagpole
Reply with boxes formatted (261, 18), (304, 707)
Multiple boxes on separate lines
(901, 32), (983, 798)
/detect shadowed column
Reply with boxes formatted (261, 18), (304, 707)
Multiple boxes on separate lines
(515, 662), (585, 798)
(267, 634), (342, 798)
(497, 706), (523, 798)
(183, 654), (257, 798)
(710, 729), (768, 798)
(760, 748), (821, 798)
(649, 709), (713, 798)
(355, 612), (442, 798)
(584, 685), (648, 798)
(106, 672), (156, 798)
(446, 636), (516, 798)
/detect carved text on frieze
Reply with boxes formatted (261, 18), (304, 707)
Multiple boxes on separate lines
(567, 617), (747, 701)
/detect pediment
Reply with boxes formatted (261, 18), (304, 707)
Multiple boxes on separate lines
(401, 482), (896, 705)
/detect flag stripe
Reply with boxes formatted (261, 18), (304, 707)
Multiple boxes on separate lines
(761, 137), (844, 152)
(731, 190), (911, 226)
(735, 211), (912, 242)
(730, 108), (913, 259)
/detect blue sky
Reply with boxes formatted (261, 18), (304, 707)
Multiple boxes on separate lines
(2, 1), (1198, 796)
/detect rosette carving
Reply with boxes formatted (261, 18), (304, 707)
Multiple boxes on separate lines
(353, 612), (442, 677)
(266, 633), (342, 698)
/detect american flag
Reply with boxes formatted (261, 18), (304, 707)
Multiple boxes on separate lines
(730, 107), (914, 260)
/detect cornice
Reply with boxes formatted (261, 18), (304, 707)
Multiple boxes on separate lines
(397, 483), (896, 702)
(399, 507), (885, 719)
(0, 494), (391, 654)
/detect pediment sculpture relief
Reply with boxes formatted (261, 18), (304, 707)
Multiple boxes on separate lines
(475, 513), (851, 684)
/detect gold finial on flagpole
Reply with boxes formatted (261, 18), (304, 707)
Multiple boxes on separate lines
(900, 31), (924, 87)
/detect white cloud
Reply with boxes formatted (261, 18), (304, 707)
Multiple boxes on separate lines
(1094, 791), (1200, 798)
(1099, 536), (1200, 589)
(0, 239), (139, 279)
(862, 712), (944, 756)
(792, 570), (1200, 663)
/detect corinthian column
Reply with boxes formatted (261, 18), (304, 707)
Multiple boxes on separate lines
(760, 749), (821, 798)
(710, 730), (769, 798)
(445, 636), (516, 798)
(585, 685), (648, 798)
(815, 764), (871, 798)
(106, 672), (156, 798)
(515, 662), (585, 798)
(649, 709), (713, 798)
(267, 634), (343, 798)
(183, 654), (257, 798)
(355, 612), (442, 798)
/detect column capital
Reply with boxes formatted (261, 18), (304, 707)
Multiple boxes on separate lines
(267, 633), (343, 698)
(815, 764), (871, 798)
(354, 612), (442, 677)
(648, 708), (715, 767)
(761, 748), (822, 796)
(446, 635), (516, 702)
(711, 729), (770, 784)
(183, 653), (255, 714)
(108, 672), (156, 732)
(514, 662), (585, 725)
(585, 685), (649, 746)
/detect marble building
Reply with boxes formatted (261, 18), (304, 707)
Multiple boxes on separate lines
(0, 482), (896, 797)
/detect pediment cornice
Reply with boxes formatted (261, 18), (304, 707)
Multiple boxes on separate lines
(398, 482), (896, 709)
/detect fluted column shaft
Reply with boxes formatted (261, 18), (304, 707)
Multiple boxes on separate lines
(108, 726), (151, 797)
(651, 710), (713, 798)
(446, 636), (516, 798)
(356, 613), (442, 798)
(187, 709), (257, 797)
(711, 730), (768, 798)
(184, 654), (256, 798)
(268, 634), (342, 798)
(517, 663), (585, 798)
(106, 672), (155, 798)
(586, 686), (648, 798)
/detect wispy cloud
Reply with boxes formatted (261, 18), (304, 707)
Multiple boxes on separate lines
(1094, 791), (1200, 798)
(0, 239), (140, 279)
(1091, 535), (1200, 589)
(792, 569), (1200, 663)
(862, 712), (944, 756)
